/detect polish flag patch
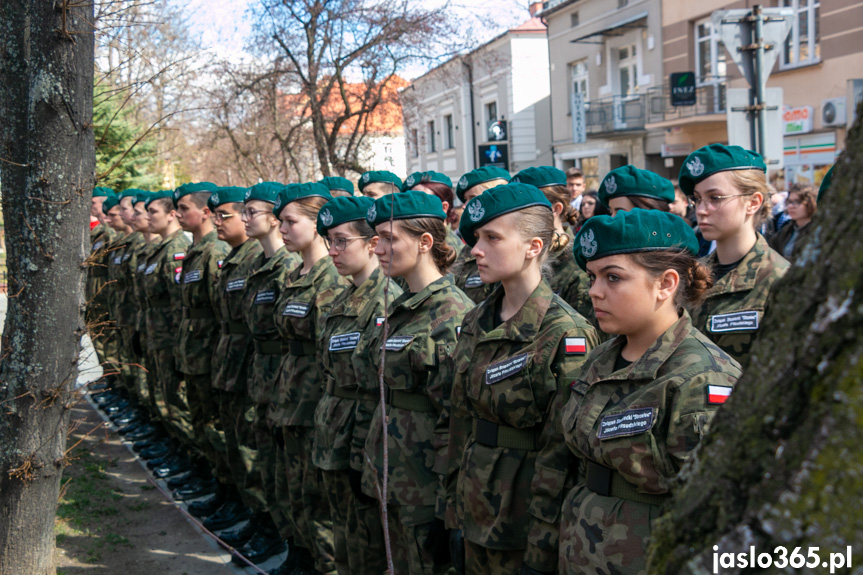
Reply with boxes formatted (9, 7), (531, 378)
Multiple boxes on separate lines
(564, 337), (587, 355)
(376, 317), (385, 327)
(707, 385), (732, 405)
(173, 252), (185, 261)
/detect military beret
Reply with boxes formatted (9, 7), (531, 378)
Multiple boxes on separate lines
(318, 176), (355, 195)
(597, 165), (675, 208)
(208, 186), (248, 210)
(511, 166), (567, 188)
(145, 190), (174, 209)
(573, 208), (698, 271)
(359, 171), (402, 192)
(818, 165), (834, 202)
(273, 182), (333, 216)
(455, 167), (511, 203)
(173, 181), (217, 206)
(244, 181), (284, 205)
(402, 171), (453, 192)
(101, 194), (121, 214)
(119, 188), (143, 201)
(459, 182), (552, 248)
(92, 186), (115, 198)
(133, 191), (152, 205)
(366, 190), (446, 228)
(678, 144), (766, 196)
(316, 196), (374, 237)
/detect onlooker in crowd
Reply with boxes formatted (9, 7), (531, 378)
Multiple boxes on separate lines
(566, 167), (585, 210)
(769, 184), (817, 262)
(575, 191), (598, 232)
(669, 185), (696, 226)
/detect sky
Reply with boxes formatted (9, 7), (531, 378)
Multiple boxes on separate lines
(175, 0), (534, 79)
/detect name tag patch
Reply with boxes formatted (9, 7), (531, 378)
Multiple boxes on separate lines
(226, 278), (246, 292)
(255, 290), (275, 304)
(465, 274), (484, 288)
(122, 253), (131, 262)
(329, 332), (361, 352)
(282, 301), (311, 317)
(184, 270), (202, 283)
(92, 241), (104, 251)
(709, 310), (760, 333)
(137, 263), (147, 273)
(384, 335), (414, 351)
(145, 263), (158, 275)
(597, 408), (655, 439)
(707, 385), (732, 405)
(112, 255), (122, 265)
(485, 353), (529, 385)
(564, 337), (587, 355)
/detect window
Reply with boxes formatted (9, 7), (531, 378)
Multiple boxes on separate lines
(444, 114), (454, 149)
(485, 101), (497, 124)
(570, 12), (579, 27)
(781, 0), (820, 68)
(570, 59), (589, 106)
(618, 45), (638, 96)
(694, 19), (726, 83)
(427, 120), (436, 153)
(411, 128), (418, 158)
(618, 0), (628, 7)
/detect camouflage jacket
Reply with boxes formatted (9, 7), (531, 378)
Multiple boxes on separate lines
(362, 274), (473, 520)
(542, 313), (741, 573)
(242, 246), (299, 405)
(142, 229), (190, 351)
(548, 235), (593, 321)
(691, 234), (789, 362)
(85, 224), (116, 310)
(105, 232), (133, 322)
(133, 239), (161, 332)
(443, 280), (598, 553)
(112, 231), (146, 328)
(445, 227), (465, 255)
(175, 230), (230, 375)
(451, 246), (497, 304)
(268, 257), (348, 427)
(211, 239), (263, 393)
(312, 268), (403, 471)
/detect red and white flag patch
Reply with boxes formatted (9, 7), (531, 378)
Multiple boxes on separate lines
(173, 252), (185, 261)
(564, 337), (587, 355)
(174, 266), (183, 283)
(375, 317), (385, 327)
(707, 385), (732, 405)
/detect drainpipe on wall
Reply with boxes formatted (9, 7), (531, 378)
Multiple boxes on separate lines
(541, 14), (557, 168)
(464, 57), (478, 171)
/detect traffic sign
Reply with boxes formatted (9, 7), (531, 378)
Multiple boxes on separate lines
(712, 7), (793, 89)
(727, 87), (784, 168)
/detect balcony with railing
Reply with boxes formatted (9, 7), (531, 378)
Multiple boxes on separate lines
(584, 94), (647, 134)
(645, 79), (727, 127)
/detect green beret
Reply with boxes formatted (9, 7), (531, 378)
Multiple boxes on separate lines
(319, 176), (355, 195)
(102, 194), (121, 214)
(244, 181), (284, 205)
(403, 171), (453, 192)
(133, 191), (151, 205)
(459, 182), (552, 248)
(208, 186), (248, 210)
(597, 165), (675, 208)
(511, 166), (566, 188)
(573, 208), (698, 271)
(455, 167), (511, 202)
(273, 182), (333, 216)
(317, 196), (374, 236)
(173, 181), (217, 206)
(119, 188), (143, 201)
(818, 165), (834, 202)
(678, 144), (766, 196)
(92, 186), (115, 198)
(359, 171), (402, 192)
(145, 190), (174, 209)
(366, 190), (446, 228)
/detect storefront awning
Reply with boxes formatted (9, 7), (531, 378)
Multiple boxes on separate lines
(570, 12), (648, 44)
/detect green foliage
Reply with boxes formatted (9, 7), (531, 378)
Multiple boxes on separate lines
(94, 86), (161, 191)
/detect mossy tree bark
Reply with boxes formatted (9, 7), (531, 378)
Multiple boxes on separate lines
(649, 109), (863, 573)
(0, 1), (94, 573)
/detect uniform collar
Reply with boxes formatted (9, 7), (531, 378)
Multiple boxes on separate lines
(333, 267), (389, 316)
(224, 237), (259, 265)
(287, 255), (334, 287)
(392, 273), (455, 312)
(704, 233), (770, 295)
(473, 279), (553, 343)
(255, 245), (288, 274)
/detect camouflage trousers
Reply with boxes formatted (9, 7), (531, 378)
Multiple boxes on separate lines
(323, 469), (388, 575)
(252, 405), (290, 538)
(282, 426), (335, 575)
(387, 504), (450, 575)
(151, 348), (194, 449)
(116, 325), (138, 395)
(217, 390), (263, 511)
(185, 373), (231, 483)
(465, 540), (524, 575)
(132, 332), (156, 418)
(558, 485), (662, 575)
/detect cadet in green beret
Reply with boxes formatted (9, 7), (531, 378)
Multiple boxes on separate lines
(86, 187), (119, 376)
(98, 195), (131, 391)
(451, 167), (511, 304)
(679, 143), (789, 361)
(312, 195), (400, 575)
(270, 182), (346, 575)
(318, 176), (356, 198)
(233, 182), (299, 566)
(548, 209), (741, 575)
(403, 171), (463, 255)
(358, 170), (402, 199)
(363, 191), (473, 575)
(444, 183), (597, 575)
(596, 165), (674, 215)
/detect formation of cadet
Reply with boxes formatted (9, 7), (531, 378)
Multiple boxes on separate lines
(86, 142), (805, 575)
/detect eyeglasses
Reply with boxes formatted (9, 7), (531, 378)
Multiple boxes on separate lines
(690, 193), (753, 211)
(324, 236), (369, 251)
(786, 200), (802, 207)
(213, 212), (237, 223)
(241, 207), (268, 219)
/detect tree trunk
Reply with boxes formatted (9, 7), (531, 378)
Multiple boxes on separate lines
(649, 108), (863, 573)
(0, 1), (94, 573)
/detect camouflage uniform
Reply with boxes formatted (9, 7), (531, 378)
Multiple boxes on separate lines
(362, 274), (473, 575)
(450, 246), (496, 305)
(691, 234), (789, 361)
(142, 229), (192, 444)
(550, 313), (741, 575)
(104, 232), (134, 388)
(176, 230), (230, 477)
(132, 238), (161, 415)
(443, 281), (598, 574)
(86, 224), (117, 373)
(111, 231), (146, 396)
(271, 257), (348, 575)
(445, 227), (465, 255)
(211, 238), (264, 511)
(242, 245), (298, 536)
(314, 268), (401, 575)
(548, 233), (593, 321)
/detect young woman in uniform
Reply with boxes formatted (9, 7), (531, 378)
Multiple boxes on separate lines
(402, 171), (463, 254)
(679, 144), (790, 361)
(548, 209), (742, 575)
(596, 165), (674, 216)
(361, 191), (473, 575)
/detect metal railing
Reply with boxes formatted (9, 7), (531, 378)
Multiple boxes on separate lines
(584, 94), (647, 134)
(645, 80), (727, 124)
